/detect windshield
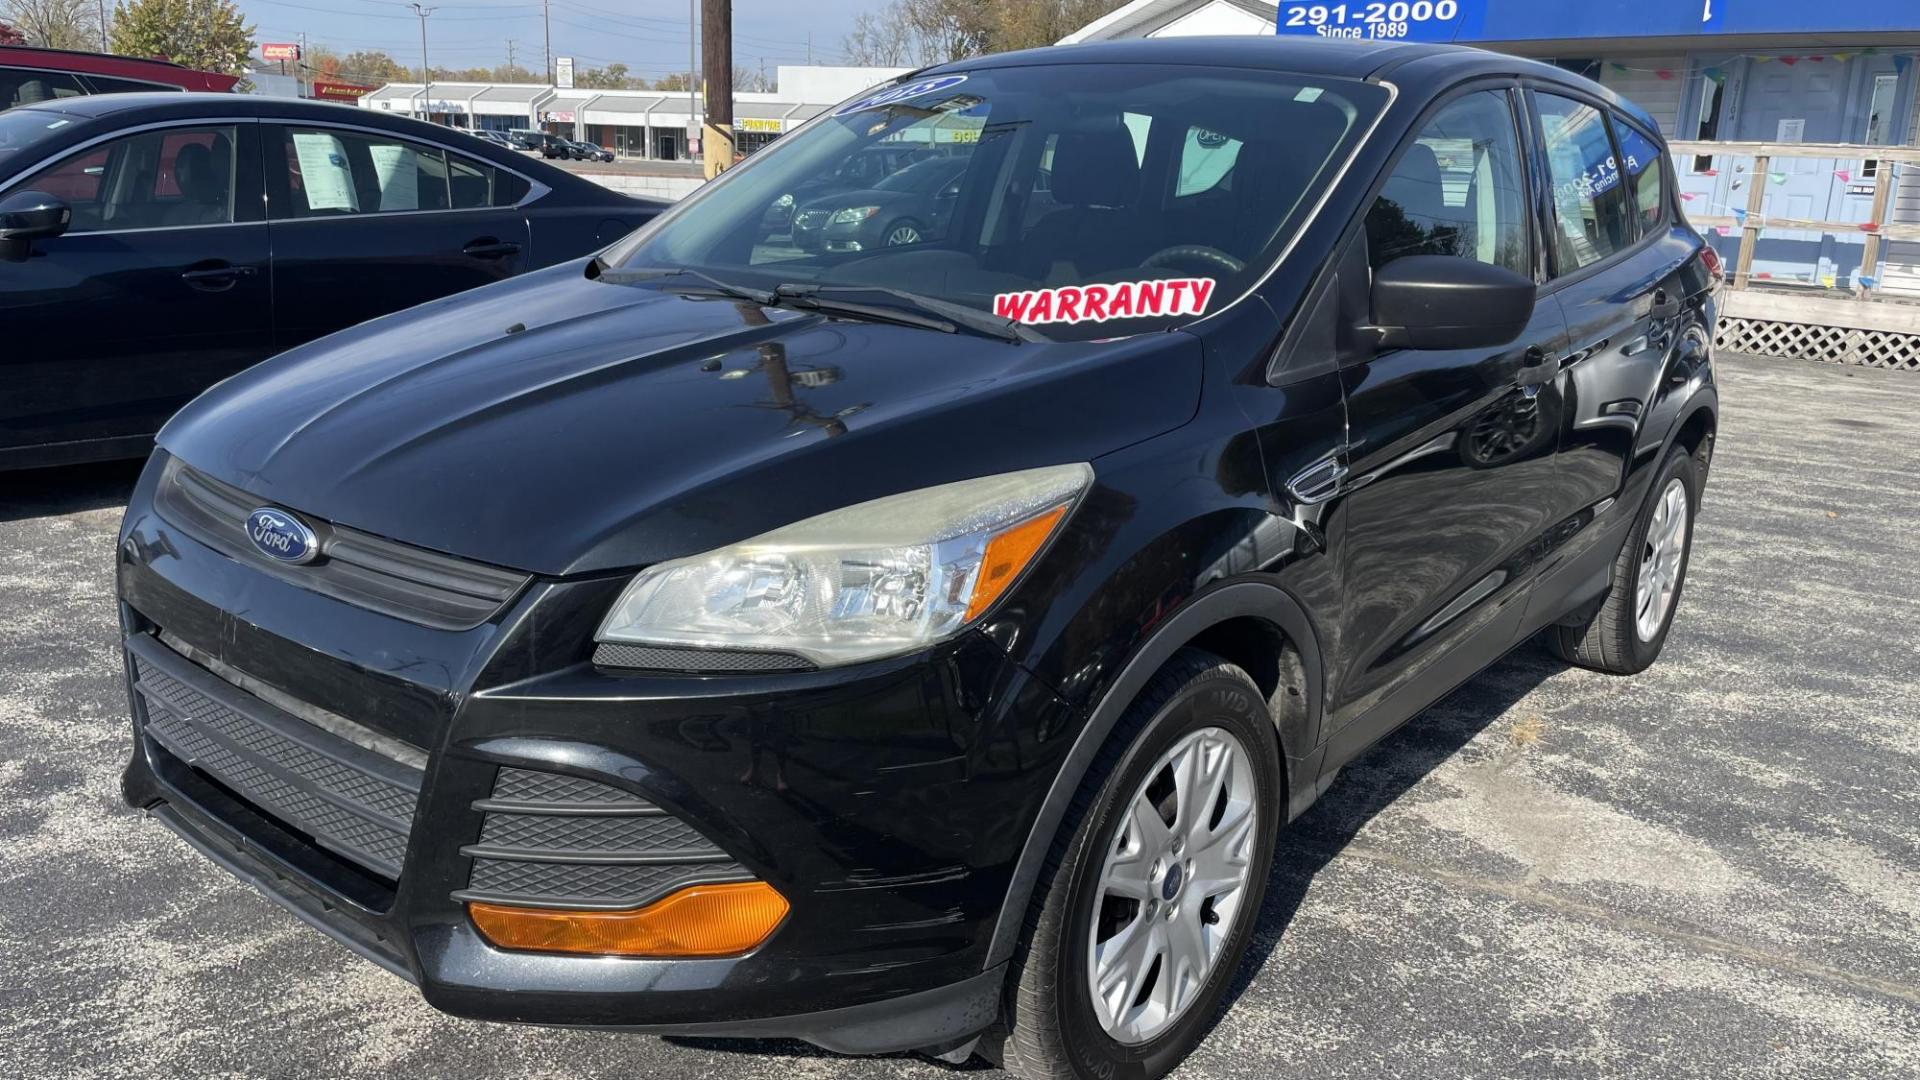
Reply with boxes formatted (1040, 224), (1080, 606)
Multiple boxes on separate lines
(605, 64), (1385, 341)
(0, 107), (80, 174)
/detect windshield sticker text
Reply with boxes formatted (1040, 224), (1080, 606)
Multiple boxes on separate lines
(992, 278), (1217, 326)
(834, 75), (971, 117)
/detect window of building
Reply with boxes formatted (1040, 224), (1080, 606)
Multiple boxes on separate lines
(1862, 73), (1899, 178)
(1536, 93), (1636, 272)
(1365, 89), (1529, 275)
(1690, 75), (1725, 174)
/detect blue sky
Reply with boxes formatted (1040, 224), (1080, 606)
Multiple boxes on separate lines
(236, 0), (885, 83)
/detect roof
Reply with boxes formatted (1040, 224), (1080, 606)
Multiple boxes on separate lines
(925, 34), (1455, 80)
(0, 44), (241, 92)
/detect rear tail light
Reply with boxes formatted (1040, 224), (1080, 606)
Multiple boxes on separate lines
(469, 881), (789, 957)
(1700, 244), (1724, 281)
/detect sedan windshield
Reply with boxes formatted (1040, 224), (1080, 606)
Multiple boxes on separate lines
(605, 64), (1386, 341)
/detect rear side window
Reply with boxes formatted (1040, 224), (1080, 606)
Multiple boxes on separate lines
(1366, 89), (1530, 275)
(84, 75), (181, 94)
(1536, 93), (1636, 272)
(273, 127), (526, 216)
(1, 68), (87, 109)
(1612, 116), (1666, 236)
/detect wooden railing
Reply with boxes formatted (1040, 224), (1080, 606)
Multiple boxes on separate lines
(1665, 140), (1920, 298)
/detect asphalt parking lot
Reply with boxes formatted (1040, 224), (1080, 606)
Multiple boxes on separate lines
(2, 351), (1917, 1079)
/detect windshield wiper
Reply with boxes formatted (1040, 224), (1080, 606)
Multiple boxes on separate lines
(592, 263), (776, 306)
(773, 283), (1040, 344)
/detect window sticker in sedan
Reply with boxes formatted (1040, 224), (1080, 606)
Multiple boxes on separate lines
(992, 278), (1216, 326)
(834, 74), (969, 116)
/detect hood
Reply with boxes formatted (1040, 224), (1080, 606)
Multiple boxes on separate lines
(797, 187), (913, 213)
(159, 260), (1203, 577)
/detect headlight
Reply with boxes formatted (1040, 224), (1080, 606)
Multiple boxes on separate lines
(773, 193), (794, 208)
(596, 464), (1093, 667)
(830, 205), (880, 225)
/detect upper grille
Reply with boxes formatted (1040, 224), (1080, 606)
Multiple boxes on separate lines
(130, 635), (423, 882)
(153, 456), (529, 631)
(457, 767), (749, 910)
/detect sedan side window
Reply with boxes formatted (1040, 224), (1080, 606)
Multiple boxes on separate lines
(1365, 89), (1529, 275)
(276, 128), (455, 217)
(1536, 93), (1636, 272)
(1, 68), (88, 109)
(18, 126), (238, 232)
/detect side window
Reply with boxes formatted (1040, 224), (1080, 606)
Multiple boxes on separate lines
(1365, 89), (1529, 275)
(274, 127), (455, 218)
(1612, 116), (1666, 236)
(1176, 126), (1243, 198)
(1, 69), (87, 109)
(1535, 93), (1636, 272)
(84, 75), (179, 94)
(19, 126), (237, 232)
(448, 153), (505, 209)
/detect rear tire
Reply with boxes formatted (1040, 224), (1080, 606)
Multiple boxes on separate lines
(1548, 445), (1699, 674)
(986, 649), (1282, 1080)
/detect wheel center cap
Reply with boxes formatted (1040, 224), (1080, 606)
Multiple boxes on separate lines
(1161, 861), (1184, 901)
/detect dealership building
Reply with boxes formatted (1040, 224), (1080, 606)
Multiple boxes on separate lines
(1066, 0), (1920, 296)
(360, 65), (906, 162)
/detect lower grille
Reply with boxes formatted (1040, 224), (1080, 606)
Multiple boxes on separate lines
(130, 635), (423, 882)
(456, 767), (749, 910)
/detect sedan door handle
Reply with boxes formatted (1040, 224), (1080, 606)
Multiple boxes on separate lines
(462, 238), (523, 260)
(180, 263), (257, 290)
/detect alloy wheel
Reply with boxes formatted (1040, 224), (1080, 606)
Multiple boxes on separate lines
(885, 224), (923, 246)
(1635, 477), (1690, 641)
(1086, 727), (1258, 1045)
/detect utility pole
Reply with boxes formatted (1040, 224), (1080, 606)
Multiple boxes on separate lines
(410, 3), (436, 123)
(805, 31), (811, 65)
(299, 31), (308, 96)
(700, 0), (733, 178)
(542, 0), (552, 84)
(505, 39), (516, 77)
(96, 0), (107, 51)
(687, 0), (697, 164)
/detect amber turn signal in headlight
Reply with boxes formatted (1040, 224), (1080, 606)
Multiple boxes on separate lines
(469, 881), (790, 957)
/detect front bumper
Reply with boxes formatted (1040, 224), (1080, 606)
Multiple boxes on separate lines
(115, 458), (1074, 1052)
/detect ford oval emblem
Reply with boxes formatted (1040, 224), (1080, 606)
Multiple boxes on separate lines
(245, 508), (320, 565)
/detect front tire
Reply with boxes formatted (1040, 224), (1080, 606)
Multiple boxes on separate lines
(989, 649), (1282, 1080)
(1548, 445), (1699, 674)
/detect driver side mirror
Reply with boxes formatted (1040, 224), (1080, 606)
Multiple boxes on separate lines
(1365, 255), (1535, 352)
(0, 190), (71, 252)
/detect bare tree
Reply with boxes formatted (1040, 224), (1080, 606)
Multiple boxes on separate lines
(841, 0), (1128, 68)
(3, 0), (99, 50)
(842, 9), (915, 67)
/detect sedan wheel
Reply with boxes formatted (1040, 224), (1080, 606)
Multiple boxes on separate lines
(884, 223), (923, 246)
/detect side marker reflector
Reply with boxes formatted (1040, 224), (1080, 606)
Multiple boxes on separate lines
(469, 881), (789, 957)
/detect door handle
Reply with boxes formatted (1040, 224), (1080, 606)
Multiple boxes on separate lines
(180, 263), (257, 290)
(1515, 346), (1558, 388)
(462, 238), (523, 260)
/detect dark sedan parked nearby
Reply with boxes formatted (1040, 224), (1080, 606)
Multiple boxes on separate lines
(566, 138), (615, 162)
(0, 93), (664, 470)
(790, 153), (969, 252)
(115, 36), (1718, 1080)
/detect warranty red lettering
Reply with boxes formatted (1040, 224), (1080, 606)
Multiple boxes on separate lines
(994, 278), (1216, 326)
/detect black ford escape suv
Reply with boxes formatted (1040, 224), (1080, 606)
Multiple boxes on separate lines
(117, 37), (1718, 1080)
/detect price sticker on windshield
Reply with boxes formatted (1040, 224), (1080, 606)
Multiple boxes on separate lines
(835, 75), (971, 116)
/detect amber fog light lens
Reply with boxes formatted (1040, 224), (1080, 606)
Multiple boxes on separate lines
(469, 881), (789, 957)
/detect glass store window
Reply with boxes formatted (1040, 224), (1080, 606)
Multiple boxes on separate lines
(1536, 93), (1636, 272)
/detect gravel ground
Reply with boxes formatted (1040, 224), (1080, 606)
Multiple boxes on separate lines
(2, 352), (1917, 1079)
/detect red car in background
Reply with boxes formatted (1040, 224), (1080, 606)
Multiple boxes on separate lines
(1, 46), (239, 109)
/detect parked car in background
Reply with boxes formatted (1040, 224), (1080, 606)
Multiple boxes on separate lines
(1, 45), (240, 109)
(468, 129), (514, 150)
(566, 138), (614, 162)
(790, 154), (970, 252)
(110, 37), (1719, 1080)
(0, 93), (665, 470)
(759, 142), (934, 237)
